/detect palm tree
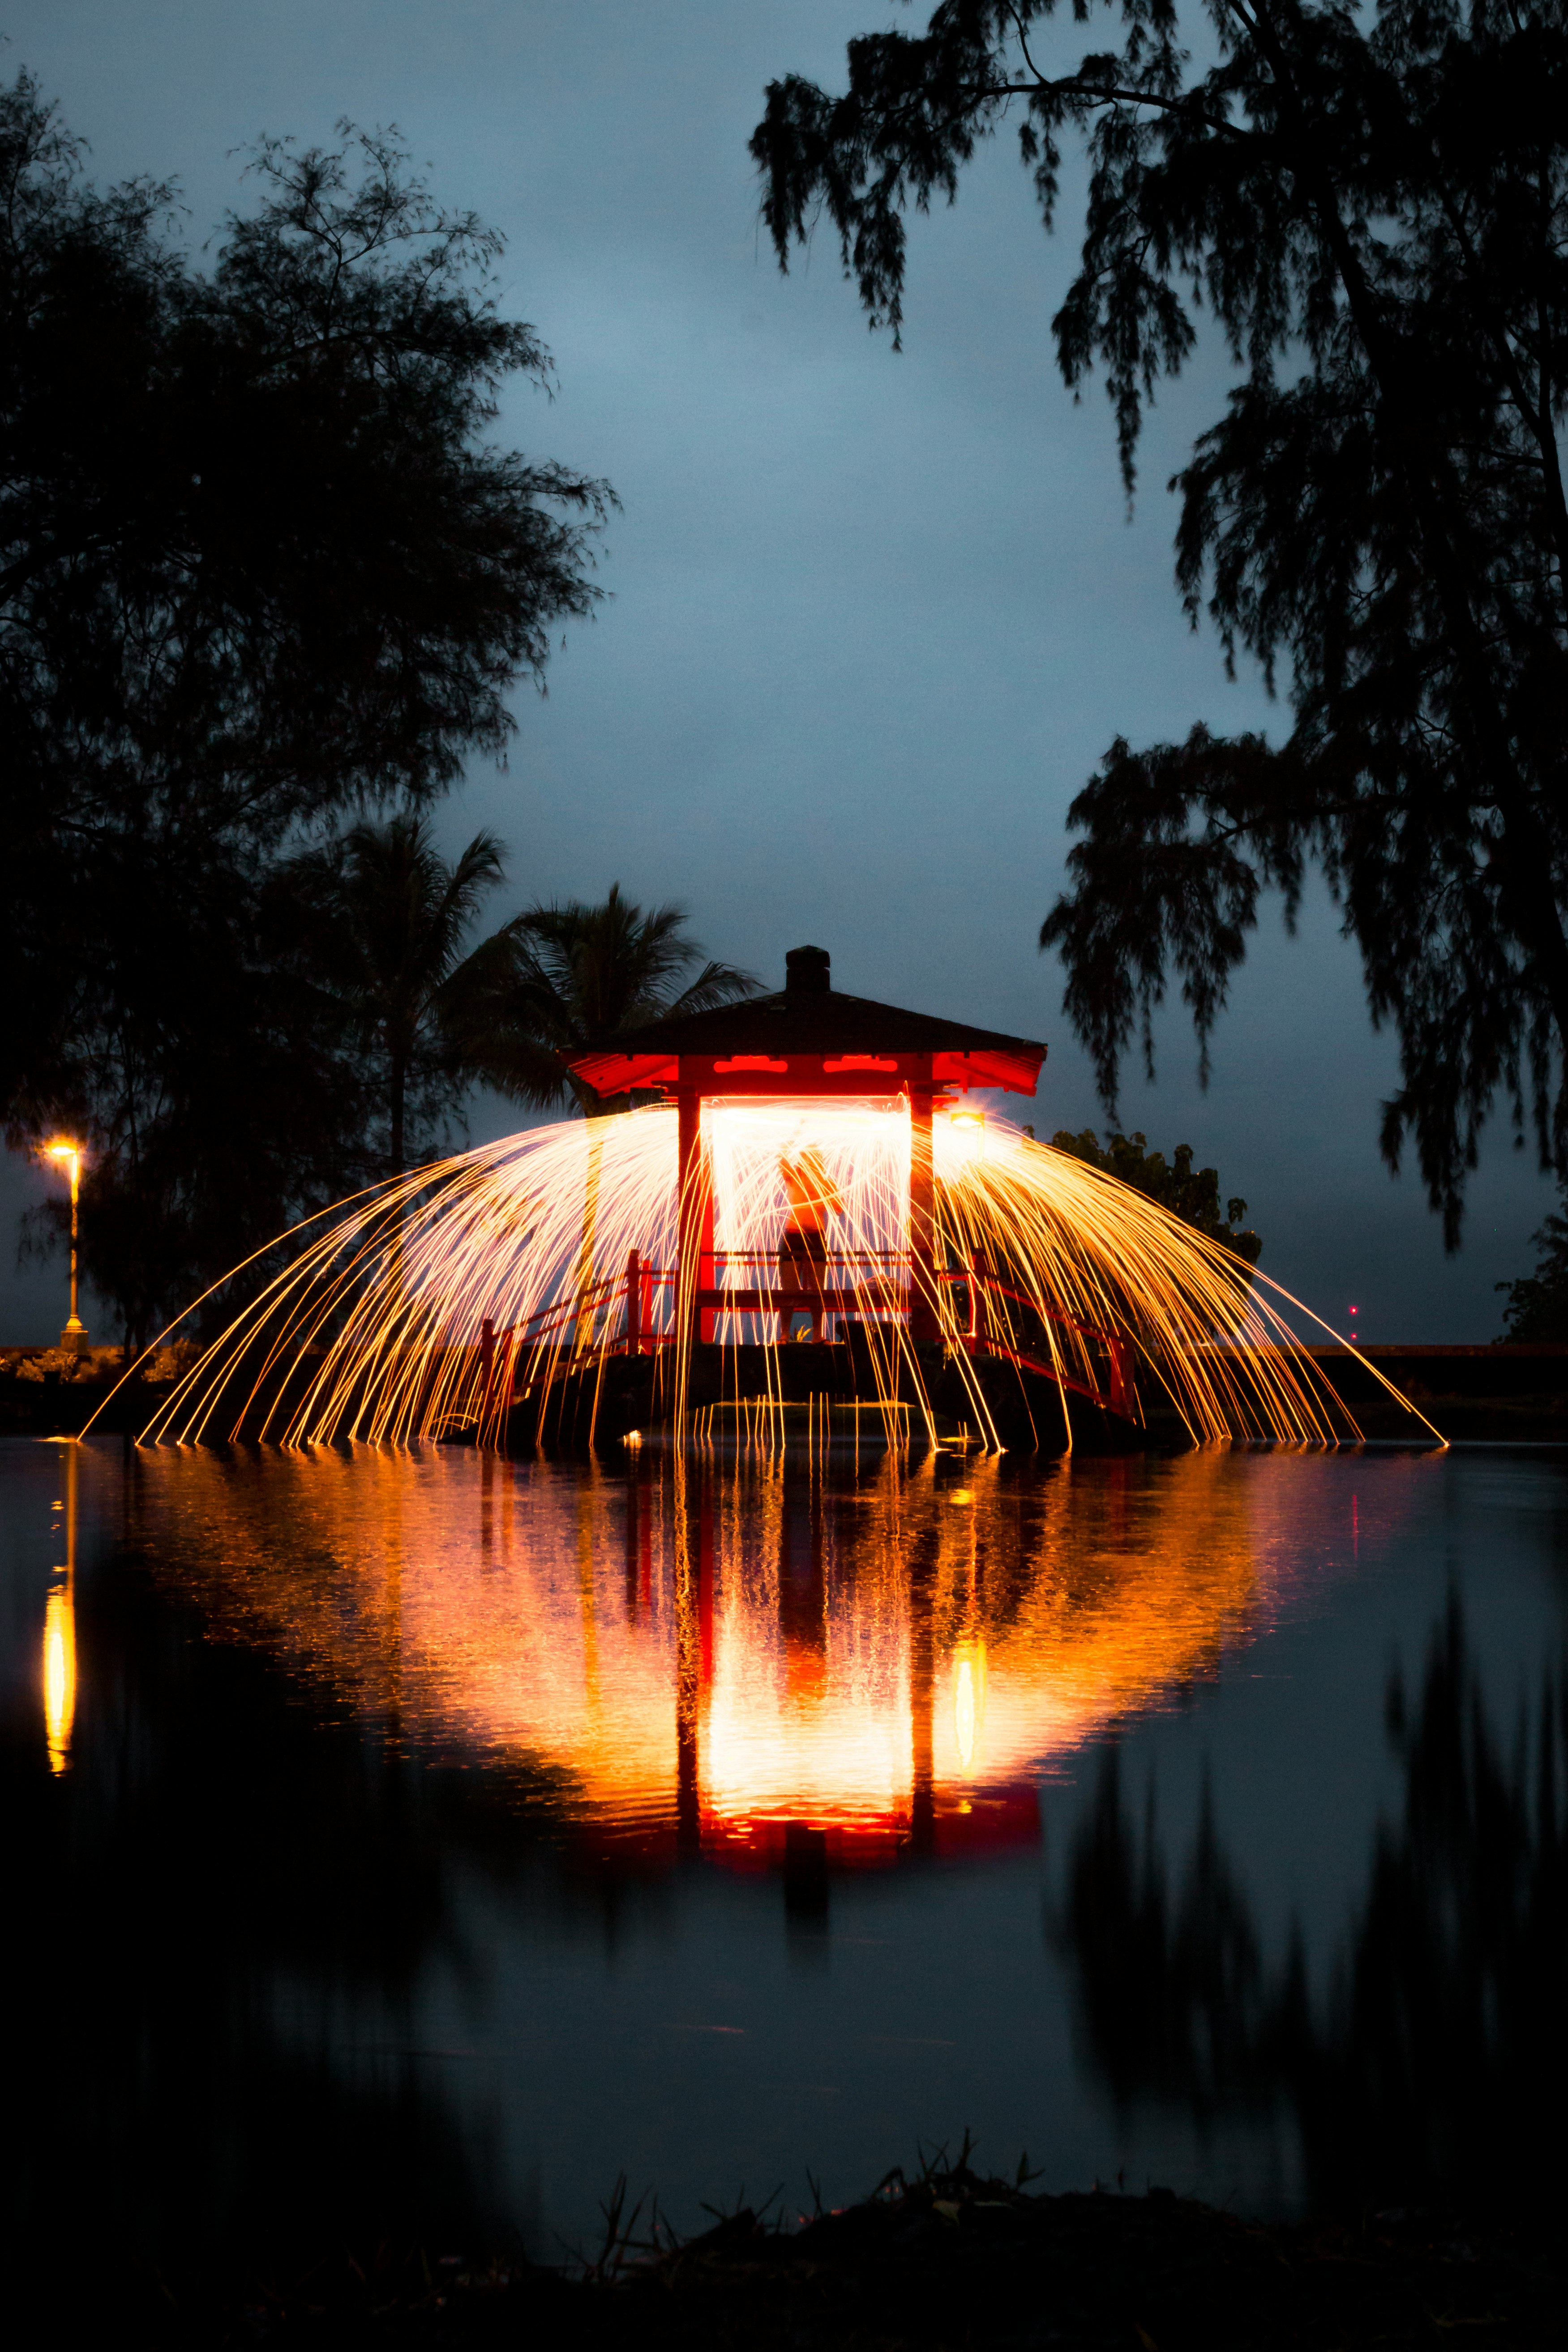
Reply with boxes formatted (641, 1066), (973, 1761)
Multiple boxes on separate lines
(453, 885), (760, 1345)
(459, 883), (761, 1114)
(300, 812), (506, 1175)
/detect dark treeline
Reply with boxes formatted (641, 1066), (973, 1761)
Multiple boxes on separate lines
(0, 73), (758, 1349)
(1049, 1129), (1262, 1267)
(1496, 1197), (1568, 1340)
(1062, 1599), (1568, 2215)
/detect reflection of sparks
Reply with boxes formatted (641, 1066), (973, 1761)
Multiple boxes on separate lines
(134, 1103), (1431, 1450)
(954, 1659), (976, 1768)
(952, 1640), (986, 1772)
(43, 1587), (75, 1774)
(123, 1446), (1345, 1866)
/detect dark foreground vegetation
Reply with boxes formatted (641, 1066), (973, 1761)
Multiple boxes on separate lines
(38, 2159), (1568, 2348)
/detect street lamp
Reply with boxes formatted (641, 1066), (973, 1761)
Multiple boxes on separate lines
(44, 1140), (87, 1353)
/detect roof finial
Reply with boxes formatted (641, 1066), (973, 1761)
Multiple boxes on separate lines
(785, 944), (830, 995)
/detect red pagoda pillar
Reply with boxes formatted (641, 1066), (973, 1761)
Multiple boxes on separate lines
(908, 1078), (939, 1342)
(677, 1085), (714, 1350)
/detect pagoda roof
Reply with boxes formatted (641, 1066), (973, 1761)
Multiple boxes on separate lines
(569, 949), (1047, 1099)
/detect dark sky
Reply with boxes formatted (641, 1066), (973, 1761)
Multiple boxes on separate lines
(2, 0), (1553, 1342)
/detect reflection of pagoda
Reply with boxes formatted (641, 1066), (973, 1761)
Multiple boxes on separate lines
(655, 1461), (1042, 1881)
(129, 1447), (1271, 1918)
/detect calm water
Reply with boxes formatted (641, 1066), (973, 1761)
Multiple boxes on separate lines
(4, 1434), (1568, 2277)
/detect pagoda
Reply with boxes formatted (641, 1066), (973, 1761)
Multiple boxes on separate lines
(569, 944), (1045, 1350)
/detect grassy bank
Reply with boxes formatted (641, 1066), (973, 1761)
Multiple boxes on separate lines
(59, 2150), (1565, 2348)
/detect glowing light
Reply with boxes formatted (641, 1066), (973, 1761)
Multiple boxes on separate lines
(943, 1105), (986, 1166)
(43, 1587), (75, 1773)
(953, 1649), (981, 1769)
(122, 1446), (1346, 1869)
(127, 1099), (1435, 1452)
(950, 1489), (973, 1506)
(43, 1139), (88, 1347)
(44, 1437), (79, 1774)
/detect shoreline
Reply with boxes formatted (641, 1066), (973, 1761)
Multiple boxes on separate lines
(46, 2152), (1567, 2348)
(11, 1339), (1568, 1443)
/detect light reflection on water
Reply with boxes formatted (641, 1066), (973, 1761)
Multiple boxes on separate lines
(4, 1435), (1565, 2280)
(123, 1444), (1338, 1866)
(39, 1435), (77, 1774)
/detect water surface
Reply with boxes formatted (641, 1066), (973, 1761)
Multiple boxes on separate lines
(4, 1435), (1565, 2274)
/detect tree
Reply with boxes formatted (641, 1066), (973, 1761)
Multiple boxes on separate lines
(452, 886), (760, 1342)
(294, 813), (505, 1177)
(0, 73), (610, 1335)
(1495, 1194), (1568, 1341)
(752, 0), (1568, 1245)
(1050, 1128), (1261, 1264)
(21, 864), (377, 1354)
(461, 884), (761, 1114)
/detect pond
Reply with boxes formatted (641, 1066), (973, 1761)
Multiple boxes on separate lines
(4, 1434), (1565, 2281)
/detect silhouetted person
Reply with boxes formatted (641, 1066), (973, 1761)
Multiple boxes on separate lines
(779, 1143), (841, 1342)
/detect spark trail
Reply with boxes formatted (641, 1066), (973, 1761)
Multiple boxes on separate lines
(129, 1102), (1434, 1450)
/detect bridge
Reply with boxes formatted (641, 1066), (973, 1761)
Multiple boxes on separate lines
(476, 1245), (1136, 1440)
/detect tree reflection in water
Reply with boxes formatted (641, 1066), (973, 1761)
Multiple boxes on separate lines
(1063, 1599), (1568, 2213)
(0, 1535), (515, 2304)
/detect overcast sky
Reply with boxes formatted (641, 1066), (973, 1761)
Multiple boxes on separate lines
(2, 0), (1553, 1343)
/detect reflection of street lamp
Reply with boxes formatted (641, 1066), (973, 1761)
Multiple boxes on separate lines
(43, 1438), (77, 1774)
(44, 1140), (87, 1352)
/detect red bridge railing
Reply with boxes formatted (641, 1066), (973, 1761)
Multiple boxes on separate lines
(476, 1248), (1135, 1424)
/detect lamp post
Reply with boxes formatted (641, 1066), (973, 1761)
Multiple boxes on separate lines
(45, 1141), (87, 1353)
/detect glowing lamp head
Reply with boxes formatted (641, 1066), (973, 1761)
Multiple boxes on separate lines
(943, 1105), (986, 1166)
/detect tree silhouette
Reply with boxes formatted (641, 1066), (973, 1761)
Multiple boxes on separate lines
(448, 887), (760, 1328)
(1, 75), (610, 1332)
(753, 1), (1568, 1242)
(1495, 1194), (1568, 1341)
(1050, 1129), (1261, 1266)
(295, 812), (505, 1176)
(461, 884), (761, 1115)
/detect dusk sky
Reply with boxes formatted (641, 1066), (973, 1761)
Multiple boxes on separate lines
(2, 0), (1552, 1342)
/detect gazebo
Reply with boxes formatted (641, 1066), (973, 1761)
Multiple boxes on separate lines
(569, 944), (1046, 1349)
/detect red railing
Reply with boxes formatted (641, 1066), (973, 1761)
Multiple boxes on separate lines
(940, 1267), (1134, 1415)
(477, 1249), (1135, 1422)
